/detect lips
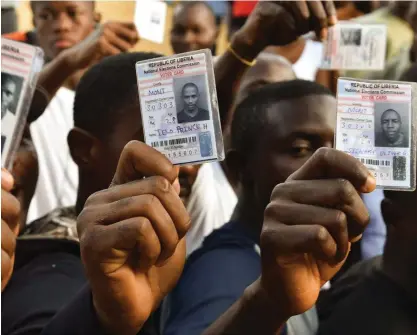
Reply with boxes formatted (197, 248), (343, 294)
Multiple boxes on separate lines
(54, 39), (74, 49)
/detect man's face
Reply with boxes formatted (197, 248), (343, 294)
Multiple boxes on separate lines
(182, 86), (199, 112)
(170, 4), (217, 54)
(32, 1), (96, 60)
(1, 80), (16, 116)
(244, 95), (336, 210)
(381, 110), (401, 142)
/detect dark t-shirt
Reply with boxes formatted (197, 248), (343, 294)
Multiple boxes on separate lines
(318, 256), (417, 335)
(177, 108), (210, 123)
(163, 221), (293, 335)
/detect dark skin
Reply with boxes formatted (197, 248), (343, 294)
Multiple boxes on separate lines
(29, 1), (138, 121)
(170, 2), (218, 54)
(205, 148), (375, 335)
(381, 190), (417, 303)
(1, 169), (20, 292)
(228, 94), (337, 238)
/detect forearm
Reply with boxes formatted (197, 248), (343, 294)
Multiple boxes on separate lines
(38, 51), (78, 97)
(215, 31), (263, 129)
(203, 279), (287, 335)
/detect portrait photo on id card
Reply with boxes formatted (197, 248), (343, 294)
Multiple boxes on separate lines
(173, 75), (210, 124)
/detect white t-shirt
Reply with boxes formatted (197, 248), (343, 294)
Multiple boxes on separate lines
(293, 39), (323, 81)
(27, 87), (78, 223)
(185, 161), (237, 256)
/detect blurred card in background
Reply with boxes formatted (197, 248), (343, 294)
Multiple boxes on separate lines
(321, 23), (387, 71)
(134, 0), (167, 44)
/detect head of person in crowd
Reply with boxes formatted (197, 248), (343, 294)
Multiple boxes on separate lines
(69, 52), (198, 213)
(1, 73), (19, 119)
(170, 1), (218, 54)
(30, 0), (100, 61)
(233, 53), (296, 109)
(334, 1), (380, 20)
(227, 80), (335, 230)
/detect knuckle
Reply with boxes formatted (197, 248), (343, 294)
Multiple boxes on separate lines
(315, 146), (331, 162)
(313, 225), (329, 243)
(334, 210), (347, 231)
(337, 178), (356, 203)
(270, 182), (290, 201)
(150, 176), (171, 194)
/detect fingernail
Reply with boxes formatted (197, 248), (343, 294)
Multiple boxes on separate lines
(350, 234), (363, 243)
(1, 168), (14, 189)
(329, 15), (338, 25)
(361, 174), (376, 193)
(321, 28), (328, 41)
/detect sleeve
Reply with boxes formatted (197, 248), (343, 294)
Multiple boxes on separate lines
(41, 285), (108, 335)
(163, 247), (261, 335)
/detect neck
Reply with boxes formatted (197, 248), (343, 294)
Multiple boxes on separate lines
(230, 191), (264, 242)
(75, 173), (101, 215)
(382, 242), (417, 302)
(184, 107), (198, 116)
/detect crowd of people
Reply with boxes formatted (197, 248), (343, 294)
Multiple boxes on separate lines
(1, 1), (417, 335)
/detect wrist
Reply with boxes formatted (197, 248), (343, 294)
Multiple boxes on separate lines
(57, 48), (78, 74)
(242, 278), (288, 334)
(230, 29), (265, 62)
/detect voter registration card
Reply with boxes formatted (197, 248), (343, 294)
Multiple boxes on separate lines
(1, 38), (44, 170)
(321, 23), (387, 71)
(335, 78), (416, 191)
(136, 49), (224, 165)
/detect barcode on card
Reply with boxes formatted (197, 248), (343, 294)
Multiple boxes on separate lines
(359, 158), (391, 167)
(151, 136), (197, 148)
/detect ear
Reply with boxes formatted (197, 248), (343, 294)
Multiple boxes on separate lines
(225, 149), (245, 189)
(93, 12), (102, 26)
(67, 128), (102, 171)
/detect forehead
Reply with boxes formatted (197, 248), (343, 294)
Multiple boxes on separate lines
(382, 111), (399, 119)
(183, 86), (198, 94)
(2, 80), (16, 89)
(264, 94), (336, 139)
(174, 4), (215, 25)
(32, 1), (92, 12)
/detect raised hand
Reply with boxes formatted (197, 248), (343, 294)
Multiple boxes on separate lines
(1, 169), (21, 291)
(258, 148), (375, 318)
(234, 1), (337, 59)
(63, 21), (139, 71)
(77, 141), (190, 335)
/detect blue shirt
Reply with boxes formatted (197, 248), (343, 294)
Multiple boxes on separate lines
(163, 221), (289, 335)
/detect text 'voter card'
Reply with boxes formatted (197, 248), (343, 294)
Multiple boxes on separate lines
(335, 78), (416, 191)
(136, 49), (224, 165)
(321, 23), (387, 71)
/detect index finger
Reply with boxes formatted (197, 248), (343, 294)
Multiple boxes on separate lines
(112, 22), (139, 44)
(110, 141), (178, 187)
(287, 148), (376, 193)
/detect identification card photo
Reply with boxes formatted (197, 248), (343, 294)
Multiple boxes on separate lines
(335, 78), (416, 191)
(321, 23), (387, 71)
(136, 49), (224, 165)
(1, 38), (44, 169)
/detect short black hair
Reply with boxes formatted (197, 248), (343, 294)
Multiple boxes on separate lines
(231, 79), (334, 155)
(73, 52), (163, 140)
(30, 1), (96, 11)
(175, 1), (216, 23)
(182, 82), (199, 95)
(381, 109), (401, 123)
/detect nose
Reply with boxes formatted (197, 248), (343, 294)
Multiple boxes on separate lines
(183, 30), (195, 45)
(52, 12), (71, 33)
